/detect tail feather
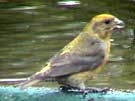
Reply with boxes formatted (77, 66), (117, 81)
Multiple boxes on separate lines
(18, 72), (46, 89)
(19, 64), (51, 89)
(19, 78), (41, 89)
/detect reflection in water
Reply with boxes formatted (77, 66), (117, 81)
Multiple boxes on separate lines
(132, 29), (135, 44)
(57, 0), (81, 7)
(0, 0), (135, 89)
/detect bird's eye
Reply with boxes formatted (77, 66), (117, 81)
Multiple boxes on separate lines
(104, 20), (111, 24)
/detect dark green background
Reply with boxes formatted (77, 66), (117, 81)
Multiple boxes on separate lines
(0, 0), (135, 90)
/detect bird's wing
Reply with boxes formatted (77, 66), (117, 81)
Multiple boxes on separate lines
(46, 44), (105, 77)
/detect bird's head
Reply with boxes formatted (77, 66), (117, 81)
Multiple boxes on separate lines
(84, 14), (125, 39)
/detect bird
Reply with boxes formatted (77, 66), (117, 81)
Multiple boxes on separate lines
(19, 14), (125, 91)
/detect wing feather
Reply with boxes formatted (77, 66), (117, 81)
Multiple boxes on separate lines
(47, 46), (105, 77)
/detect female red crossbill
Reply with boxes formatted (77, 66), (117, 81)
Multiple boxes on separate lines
(19, 14), (125, 90)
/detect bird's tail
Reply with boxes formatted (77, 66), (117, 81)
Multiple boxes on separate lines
(18, 64), (51, 89)
(18, 73), (44, 89)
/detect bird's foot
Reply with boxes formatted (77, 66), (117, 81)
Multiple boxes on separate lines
(59, 85), (71, 92)
(80, 87), (110, 98)
(60, 86), (110, 98)
(60, 86), (110, 96)
(85, 87), (110, 93)
(60, 85), (81, 93)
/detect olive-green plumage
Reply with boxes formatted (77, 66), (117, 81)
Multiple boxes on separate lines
(19, 14), (125, 89)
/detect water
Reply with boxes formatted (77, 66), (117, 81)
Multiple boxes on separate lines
(0, 0), (135, 90)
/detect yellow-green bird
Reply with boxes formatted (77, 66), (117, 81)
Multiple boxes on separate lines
(19, 14), (125, 90)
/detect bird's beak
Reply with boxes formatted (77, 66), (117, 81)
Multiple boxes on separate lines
(114, 18), (125, 29)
